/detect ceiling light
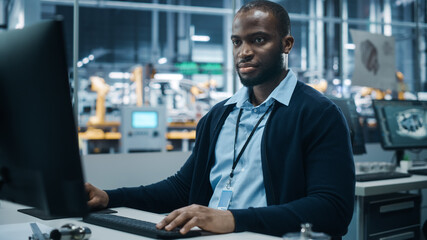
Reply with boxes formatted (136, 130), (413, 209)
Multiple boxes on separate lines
(154, 73), (184, 81)
(158, 57), (168, 64)
(191, 35), (210, 42)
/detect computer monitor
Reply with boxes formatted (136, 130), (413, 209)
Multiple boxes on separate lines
(0, 20), (88, 219)
(329, 97), (367, 155)
(373, 100), (427, 158)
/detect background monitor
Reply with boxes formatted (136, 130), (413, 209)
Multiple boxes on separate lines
(373, 100), (427, 150)
(329, 97), (367, 155)
(0, 20), (88, 219)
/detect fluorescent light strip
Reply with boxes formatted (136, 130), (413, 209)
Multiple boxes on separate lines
(191, 35), (210, 42)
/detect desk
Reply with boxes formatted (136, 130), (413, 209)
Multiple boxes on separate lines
(356, 175), (427, 197)
(0, 200), (280, 240)
(345, 175), (427, 240)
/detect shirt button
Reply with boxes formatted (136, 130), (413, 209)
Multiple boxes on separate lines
(253, 109), (258, 113)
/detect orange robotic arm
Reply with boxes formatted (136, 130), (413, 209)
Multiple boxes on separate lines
(88, 76), (110, 125)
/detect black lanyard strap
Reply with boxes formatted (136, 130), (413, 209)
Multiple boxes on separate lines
(230, 102), (274, 179)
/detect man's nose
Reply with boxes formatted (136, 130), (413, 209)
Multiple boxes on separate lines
(238, 42), (254, 60)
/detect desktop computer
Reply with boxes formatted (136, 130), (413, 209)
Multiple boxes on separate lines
(0, 20), (88, 219)
(373, 100), (427, 164)
(373, 100), (427, 176)
(329, 98), (413, 181)
(0, 20), (207, 239)
(329, 97), (367, 155)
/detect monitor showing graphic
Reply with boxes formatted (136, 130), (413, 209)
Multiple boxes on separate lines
(373, 100), (427, 149)
(132, 111), (158, 128)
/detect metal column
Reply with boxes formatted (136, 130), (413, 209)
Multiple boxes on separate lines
(151, 0), (160, 63)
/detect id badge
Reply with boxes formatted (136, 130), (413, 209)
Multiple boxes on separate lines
(217, 188), (233, 210)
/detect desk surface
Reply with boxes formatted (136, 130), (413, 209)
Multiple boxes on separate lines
(355, 174), (427, 196)
(0, 201), (280, 240)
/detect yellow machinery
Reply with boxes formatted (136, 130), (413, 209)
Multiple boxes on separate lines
(87, 76), (110, 125)
(79, 76), (121, 147)
(130, 66), (144, 107)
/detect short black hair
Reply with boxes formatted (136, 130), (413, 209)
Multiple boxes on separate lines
(236, 0), (291, 37)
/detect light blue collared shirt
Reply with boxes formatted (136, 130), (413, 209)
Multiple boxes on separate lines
(208, 69), (298, 209)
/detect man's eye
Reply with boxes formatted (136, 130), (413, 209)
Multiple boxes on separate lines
(255, 37), (264, 43)
(232, 40), (241, 46)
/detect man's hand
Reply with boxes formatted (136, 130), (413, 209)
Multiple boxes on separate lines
(156, 204), (235, 235)
(85, 182), (109, 209)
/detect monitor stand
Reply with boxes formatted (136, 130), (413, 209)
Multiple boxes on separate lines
(18, 207), (118, 220)
(18, 208), (66, 220)
(395, 150), (404, 168)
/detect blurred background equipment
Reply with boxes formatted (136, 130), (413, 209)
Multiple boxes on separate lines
(78, 76), (121, 154)
(120, 106), (166, 153)
(130, 66), (144, 107)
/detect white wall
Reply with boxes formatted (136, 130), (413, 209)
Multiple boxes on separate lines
(82, 152), (191, 190)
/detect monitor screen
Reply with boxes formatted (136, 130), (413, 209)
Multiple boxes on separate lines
(373, 100), (427, 150)
(132, 111), (158, 128)
(0, 20), (88, 219)
(329, 97), (367, 155)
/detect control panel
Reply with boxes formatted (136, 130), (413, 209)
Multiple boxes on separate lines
(120, 106), (166, 153)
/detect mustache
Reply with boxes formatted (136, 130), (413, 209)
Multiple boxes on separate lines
(236, 58), (252, 65)
(236, 61), (258, 68)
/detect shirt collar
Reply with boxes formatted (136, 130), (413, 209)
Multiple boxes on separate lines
(225, 69), (297, 107)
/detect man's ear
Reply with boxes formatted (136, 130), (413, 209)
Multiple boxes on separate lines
(282, 35), (294, 54)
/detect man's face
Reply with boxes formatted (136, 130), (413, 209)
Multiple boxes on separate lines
(231, 9), (284, 87)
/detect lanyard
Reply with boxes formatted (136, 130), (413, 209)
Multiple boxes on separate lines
(226, 102), (274, 189)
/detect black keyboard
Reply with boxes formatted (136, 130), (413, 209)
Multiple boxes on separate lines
(83, 213), (203, 239)
(408, 168), (427, 175)
(356, 171), (411, 182)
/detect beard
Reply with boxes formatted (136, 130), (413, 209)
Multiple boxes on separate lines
(237, 51), (285, 87)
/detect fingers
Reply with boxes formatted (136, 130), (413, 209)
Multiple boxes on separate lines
(180, 217), (200, 234)
(85, 182), (95, 194)
(156, 204), (235, 234)
(87, 195), (100, 208)
(157, 206), (202, 234)
(156, 208), (181, 230)
(85, 182), (109, 209)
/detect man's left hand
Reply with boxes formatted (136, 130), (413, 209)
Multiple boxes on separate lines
(156, 204), (235, 234)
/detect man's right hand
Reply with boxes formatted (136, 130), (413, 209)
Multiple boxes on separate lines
(85, 182), (109, 209)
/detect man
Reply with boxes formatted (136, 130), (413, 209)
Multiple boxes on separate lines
(86, 0), (355, 238)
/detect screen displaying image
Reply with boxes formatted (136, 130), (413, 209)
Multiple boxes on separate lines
(373, 100), (427, 149)
(391, 107), (427, 139)
(132, 111), (158, 128)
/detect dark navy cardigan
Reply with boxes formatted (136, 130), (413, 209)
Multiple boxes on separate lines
(106, 81), (355, 237)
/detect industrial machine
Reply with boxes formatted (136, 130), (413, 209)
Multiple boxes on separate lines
(130, 66), (144, 107)
(78, 76), (121, 154)
(120, 106), (166, 153)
